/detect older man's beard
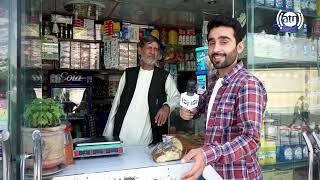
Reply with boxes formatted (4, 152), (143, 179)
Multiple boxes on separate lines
(141, 56), (158, 65)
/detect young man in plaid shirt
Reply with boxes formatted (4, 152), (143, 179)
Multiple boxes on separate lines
(180, 15), (267, 180)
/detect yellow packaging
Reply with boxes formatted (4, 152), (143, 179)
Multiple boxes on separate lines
(151, 29), (159, 39)
(113, 22), (121, 33)
(317, 0), (320, 16)
(258, 137), (276, 165)
(168, 30), (178, 45)
(264, 141), (276, 165)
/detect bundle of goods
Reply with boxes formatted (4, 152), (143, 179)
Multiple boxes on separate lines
(151, 137), (183, 163)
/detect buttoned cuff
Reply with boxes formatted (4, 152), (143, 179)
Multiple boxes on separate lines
(202, 145), (218, 165)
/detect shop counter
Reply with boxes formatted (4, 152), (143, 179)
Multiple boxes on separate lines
(53, 146), (194, 179)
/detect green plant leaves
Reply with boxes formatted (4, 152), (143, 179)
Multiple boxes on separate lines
(23, 98), (66, 128)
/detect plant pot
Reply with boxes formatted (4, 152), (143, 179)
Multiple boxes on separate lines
(22, 125), (65, 170)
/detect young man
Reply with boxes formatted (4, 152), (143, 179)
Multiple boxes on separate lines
(103, 35), (180, 146)
(180, 15), (267, 180)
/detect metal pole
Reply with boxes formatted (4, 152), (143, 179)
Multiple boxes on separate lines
(232, 0), (235, 18)
(32, 130), (42, 180)
(303, 132), (314, 180)
(0, 130), (10, 180)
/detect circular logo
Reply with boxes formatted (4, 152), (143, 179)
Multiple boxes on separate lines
(282, 12), (298, 27)
(276, 10), (304, 32)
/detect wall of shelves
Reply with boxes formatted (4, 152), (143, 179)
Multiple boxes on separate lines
(247, 0), (320, 177)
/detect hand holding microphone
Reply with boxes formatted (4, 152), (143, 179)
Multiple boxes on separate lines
(180, 80), (199, 120)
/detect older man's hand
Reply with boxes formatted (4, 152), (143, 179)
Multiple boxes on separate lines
(155, 104), (170, 126)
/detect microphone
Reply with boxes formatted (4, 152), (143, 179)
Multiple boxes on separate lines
(180, 80), (199, 110)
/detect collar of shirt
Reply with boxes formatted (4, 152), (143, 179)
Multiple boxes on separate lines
(210, 60), (244, 85)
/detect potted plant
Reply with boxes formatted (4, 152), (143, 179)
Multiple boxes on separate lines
(22, 98), (66, 170)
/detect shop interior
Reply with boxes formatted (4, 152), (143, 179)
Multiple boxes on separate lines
(4, 0), (319, 179)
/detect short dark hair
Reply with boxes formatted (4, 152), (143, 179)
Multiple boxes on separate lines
(139, 35), (160, 48)
(207, 15), (245, 44)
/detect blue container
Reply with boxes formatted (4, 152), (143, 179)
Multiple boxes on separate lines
(195, 46), (208, 72)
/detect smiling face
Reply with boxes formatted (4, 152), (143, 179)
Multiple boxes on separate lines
(139, 41), (160, 67)
(207, 26), (244, 76)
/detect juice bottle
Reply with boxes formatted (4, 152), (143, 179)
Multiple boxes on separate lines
(64, 124), (74, 165)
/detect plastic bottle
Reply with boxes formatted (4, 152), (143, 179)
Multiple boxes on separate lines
(309, 0), (317, 15)
(301, 0), (309, 14)
(265, 0), (275, 7)
(255, 0), (265, 6)
(286, 0), (294, 11)
(317, 0), (320, 16)
(294, 0), (301, 12)
(276, 0), (284, 9)
(64, 124), (74, 165)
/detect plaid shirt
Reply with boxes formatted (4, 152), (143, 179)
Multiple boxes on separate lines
(199, 61), (267, 180)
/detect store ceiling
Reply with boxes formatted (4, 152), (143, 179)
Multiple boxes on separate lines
(42, 0), (245, 28)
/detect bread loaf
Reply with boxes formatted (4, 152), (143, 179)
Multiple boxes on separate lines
(151, 137), (183, 163)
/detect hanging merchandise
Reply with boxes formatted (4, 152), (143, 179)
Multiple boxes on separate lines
(265, 0), (275, 7)
(150, 29), (160, 39)
(195, 47), (208, 94)
(286, 0), (294, 11)
(255, 0), (265, 6)
(301, 0), (309, 14)
(275, 0), (284, 9)
(168, 30), (178, 45)
(317, 0), (320, 16)
(309, 0), (317, 15)
(64, 0), (105, 20)
(113, 21), (121, 33)
(294, 0), (301, 12)
(160, 28), (168, 45)
(104, 20), (113, 36)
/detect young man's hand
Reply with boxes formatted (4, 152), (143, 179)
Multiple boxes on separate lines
(181, 148), (206, 180)
(155, 104), (170, 126)
(180, 107), (197, 120)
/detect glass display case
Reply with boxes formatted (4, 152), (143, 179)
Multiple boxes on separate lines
(168, 0), (320, 179)
(48, 70), (94, 138)
(246, 1), (320, 178)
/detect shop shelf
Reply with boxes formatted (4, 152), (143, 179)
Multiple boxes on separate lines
(262, 160), (310, 172)
(253, 5), (320, 19)
(247, 56), (318, 69)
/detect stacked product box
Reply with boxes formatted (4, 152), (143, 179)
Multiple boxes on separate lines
(108, 75), (121, 97)
(195, 47), (208, 94)
(60, 41), (100, 70)
(104, 38), (119, 69)
(22, 39), (42, 68)
(128, 43), (137, 67)
(90, 43), (100, 69)
(258, 120), (277, 165)
(118, 42), (138, 70)
(119, 42), (129, 70)
(276, 125), (308, 163)
(80, 42), (90, 69)
(111, 39), (119, 68)
(70, 42), (81, 69)
(84, 19), (95, 40)
(60, 41), (71, 68)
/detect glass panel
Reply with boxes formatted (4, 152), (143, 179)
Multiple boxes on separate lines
(0, 0), (10, 179)
(0, 0), (43, 179)
(247, 0), (320, 179)
(19, 0), (43, 178)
